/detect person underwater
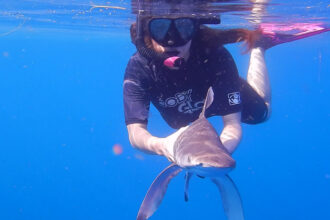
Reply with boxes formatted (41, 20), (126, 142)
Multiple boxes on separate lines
(123, 0), (329, 161)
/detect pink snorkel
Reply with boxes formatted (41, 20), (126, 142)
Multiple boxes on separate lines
(163, 56), (186, 68)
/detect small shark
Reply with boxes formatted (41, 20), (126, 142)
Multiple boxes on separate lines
(137, 87), (244, 220)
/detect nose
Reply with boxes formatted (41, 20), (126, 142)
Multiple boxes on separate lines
(165, 23), (180, 46)
(167, 39), (175, 46)
(203, 154), (236, 168)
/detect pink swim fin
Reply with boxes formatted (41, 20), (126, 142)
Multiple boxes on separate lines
(256, 23), (330, 49)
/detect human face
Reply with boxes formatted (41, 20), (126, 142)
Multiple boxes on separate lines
(148, 17), (197, 47)
(151, 38), (192, 61)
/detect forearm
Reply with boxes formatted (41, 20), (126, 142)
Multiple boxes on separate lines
(220, 113), (242, 154)
(220, 124), (242, 154)
(127, 124), (165, 156)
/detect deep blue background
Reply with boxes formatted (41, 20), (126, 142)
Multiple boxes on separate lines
(0, 26), (329, 219)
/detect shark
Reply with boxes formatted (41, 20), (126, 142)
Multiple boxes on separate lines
(137, 87), (244, 220)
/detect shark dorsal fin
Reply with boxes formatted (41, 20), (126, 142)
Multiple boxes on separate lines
(199, 87), (214, 119)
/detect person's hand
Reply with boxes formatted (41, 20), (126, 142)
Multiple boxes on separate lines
(161, 125), (189, 162)
(238, 29), (262, 52)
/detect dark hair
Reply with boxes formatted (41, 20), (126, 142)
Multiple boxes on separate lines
(198, 26), (260, 51)
(130, 17), (154, 49)
(130, 22), (259, 52)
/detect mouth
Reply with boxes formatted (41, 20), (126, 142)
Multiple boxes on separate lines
(164, 51), (180, 57)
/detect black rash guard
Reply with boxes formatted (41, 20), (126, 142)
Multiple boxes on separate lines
(123, 45), (268, 129)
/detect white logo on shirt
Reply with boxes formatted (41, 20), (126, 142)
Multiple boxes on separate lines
(158, 89), (204, 114)
(228, 92), (241, 105)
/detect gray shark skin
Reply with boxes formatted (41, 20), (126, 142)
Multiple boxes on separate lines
(173, 106), (235, 176)
(137, 87), (244, 220)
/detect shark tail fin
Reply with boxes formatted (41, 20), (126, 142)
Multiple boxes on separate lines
(199, 87), (214, 119)
(137, 164), (182, 220)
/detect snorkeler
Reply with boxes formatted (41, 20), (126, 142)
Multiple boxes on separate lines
(123, 0), (328, 161)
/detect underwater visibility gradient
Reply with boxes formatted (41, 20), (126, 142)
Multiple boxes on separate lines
(0, 0), (329, 219)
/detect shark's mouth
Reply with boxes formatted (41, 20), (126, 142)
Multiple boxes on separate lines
(185, 165), (234, 178)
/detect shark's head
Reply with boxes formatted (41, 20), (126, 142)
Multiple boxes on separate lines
(173, 87), (237, 177)
(196, 153), (236, 168)
(181, 151), (236, 177)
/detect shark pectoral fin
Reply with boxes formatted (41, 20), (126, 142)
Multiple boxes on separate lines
(137, 163), (182, 220)
(184, 172), (193, 202)
(212, 175), (244, 220)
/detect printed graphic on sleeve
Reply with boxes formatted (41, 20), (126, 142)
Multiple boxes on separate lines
(228, 92), (241, 105)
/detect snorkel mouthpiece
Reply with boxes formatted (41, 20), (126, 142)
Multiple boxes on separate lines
(132, 0), (220, 68)
(163, 56), (185, 68)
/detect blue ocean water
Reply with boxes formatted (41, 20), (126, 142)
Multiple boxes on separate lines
(0, 1), (329, 220)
